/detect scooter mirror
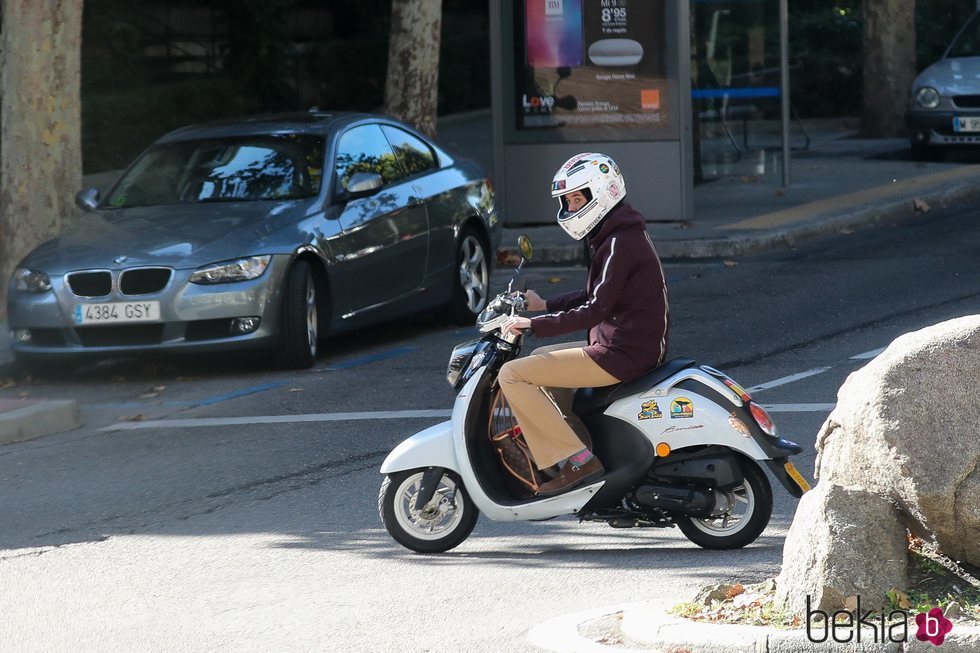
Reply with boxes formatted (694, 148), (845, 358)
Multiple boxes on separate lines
(518, 235), (533, 261)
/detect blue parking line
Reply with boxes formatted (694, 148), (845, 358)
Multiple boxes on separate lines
(321, 346), (419, 370)
(192, 381), (286, 406)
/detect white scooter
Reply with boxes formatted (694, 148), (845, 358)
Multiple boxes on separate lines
(379, 237), (810, 553)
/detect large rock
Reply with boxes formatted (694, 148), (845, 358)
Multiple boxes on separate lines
(777, 315), (980, 612)
(775, 483), (908, 615)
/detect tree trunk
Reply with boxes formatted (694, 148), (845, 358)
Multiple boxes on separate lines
(0, 0), (83, 319)
(383, 0), (442, 139)
(861, 0), (916, 137)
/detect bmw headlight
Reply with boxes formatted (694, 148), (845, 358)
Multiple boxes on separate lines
(915, 86), (940, 109)
(189, 255), (271, 284)
(12, 267), (52, 293)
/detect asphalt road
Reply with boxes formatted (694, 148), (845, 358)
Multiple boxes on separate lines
(2, 203), (980, 651)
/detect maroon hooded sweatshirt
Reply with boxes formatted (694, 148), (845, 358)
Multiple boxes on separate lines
(530, 203), (670, 382)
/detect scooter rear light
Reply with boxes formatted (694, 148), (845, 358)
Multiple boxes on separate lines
(723, 378), (751, 402)
(749, 402), (777, 436)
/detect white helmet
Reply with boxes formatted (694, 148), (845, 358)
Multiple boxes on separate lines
(551, 152), (626, 240)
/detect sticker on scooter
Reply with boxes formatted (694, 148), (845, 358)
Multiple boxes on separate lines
(638, 399), (662, 420)
(669, 397), (694, 419)
(729, 412), (751, 437)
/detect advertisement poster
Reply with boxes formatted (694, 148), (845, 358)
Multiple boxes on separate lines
(517, 0), (668, 132)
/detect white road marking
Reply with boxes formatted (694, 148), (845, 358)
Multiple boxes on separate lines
(99, 403), (836, 432)
(761, 403), (836, 413)
(851, 347), (885, 360)
(746, 367), (831, 393)
(99, 409), (452, 432)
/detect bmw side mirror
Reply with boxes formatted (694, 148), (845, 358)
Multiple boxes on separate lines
(344, 171), (383, 199)
(75, 188), (100, 212)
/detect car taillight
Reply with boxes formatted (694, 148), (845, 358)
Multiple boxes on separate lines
(749, 402), (777, 436)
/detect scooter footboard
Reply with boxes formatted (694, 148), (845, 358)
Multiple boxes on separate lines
(380, 420), (459, 474)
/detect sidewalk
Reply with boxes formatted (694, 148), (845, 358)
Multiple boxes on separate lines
(530, 600), (980, 652)
(482, 118), (980, 264)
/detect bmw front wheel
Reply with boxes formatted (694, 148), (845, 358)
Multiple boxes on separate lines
(274, 260), (318, 369)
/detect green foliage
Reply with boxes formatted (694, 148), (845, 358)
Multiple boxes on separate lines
(83, 78), (251, 173)
(789, 6), (863, 117)
(220, 0), (295, 111)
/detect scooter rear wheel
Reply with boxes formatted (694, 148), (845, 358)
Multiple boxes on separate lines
(676, 461), (772, 550)
(379, 469), (479, 553)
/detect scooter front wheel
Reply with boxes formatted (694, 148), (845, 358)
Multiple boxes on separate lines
(379, 469), (479, 553)
(676, 461), (773, 550)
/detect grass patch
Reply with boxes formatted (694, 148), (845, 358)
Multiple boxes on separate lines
(671, 537), (980, 629)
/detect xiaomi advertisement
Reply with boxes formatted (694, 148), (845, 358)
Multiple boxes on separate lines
(517, 0), (669, 133)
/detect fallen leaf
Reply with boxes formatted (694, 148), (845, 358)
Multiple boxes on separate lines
(773, 189), (785, 197)
(723, 260), (739, 268)
(913, 197), (931, 214)
(119, 414), (145, 422)
(740, 175), (760, 184)
(0, 379), (17, 390)
(17, 391), (29, 398)
(678, 221), (694, 229)
(726, 583), (745, 599)
(496, 251), (521, 266)
(887, 588), (910, 609)
(547, 277), (562, 283)
(138, 385), (167, 399)
(289, 388), (304, 392)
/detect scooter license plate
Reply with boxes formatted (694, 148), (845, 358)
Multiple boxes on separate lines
(784, 462), (811, 493)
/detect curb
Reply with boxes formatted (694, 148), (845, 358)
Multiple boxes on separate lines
(527, 603), (657, 653)
(0, 400), (81, 444)
(619, 603), (980, 653)
(499, 174), (980, 265)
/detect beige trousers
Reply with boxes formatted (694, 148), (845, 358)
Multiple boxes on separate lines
(497, 342), (620, 470)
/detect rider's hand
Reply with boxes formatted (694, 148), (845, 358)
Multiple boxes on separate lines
(524, 290), (546, 312)
(501, 316), (532, 337)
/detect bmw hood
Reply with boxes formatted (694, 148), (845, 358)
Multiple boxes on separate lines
(23, 201), (311, 274)
(913, 57), (980, 96)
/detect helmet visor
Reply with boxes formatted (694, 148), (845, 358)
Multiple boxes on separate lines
(558, 188), (593, 218)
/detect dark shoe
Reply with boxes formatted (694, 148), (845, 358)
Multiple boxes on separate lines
(536, 457), (604, 497)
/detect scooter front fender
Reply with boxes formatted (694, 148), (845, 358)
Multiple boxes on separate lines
(380, 420), (459, 475)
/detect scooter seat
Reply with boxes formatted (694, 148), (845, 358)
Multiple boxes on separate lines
(573, 357), (696, 416)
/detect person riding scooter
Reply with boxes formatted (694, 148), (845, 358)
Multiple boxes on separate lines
(499, 152), (671, 497)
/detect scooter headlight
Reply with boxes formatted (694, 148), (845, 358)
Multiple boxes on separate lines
(447, 340), (479, 387)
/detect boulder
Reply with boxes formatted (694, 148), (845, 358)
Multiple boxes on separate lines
(775, 482), (908, 615)
(777, 315), (980, 612)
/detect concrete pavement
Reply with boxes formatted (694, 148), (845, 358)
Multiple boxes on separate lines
(529, 600), (980, 652)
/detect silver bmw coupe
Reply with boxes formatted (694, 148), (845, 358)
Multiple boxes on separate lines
(8, 112), (500, 369)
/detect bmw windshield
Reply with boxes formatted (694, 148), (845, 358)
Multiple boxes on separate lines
(104, 134), (325, 209)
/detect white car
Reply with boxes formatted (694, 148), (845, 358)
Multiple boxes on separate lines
(906, 10), (980, 160)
